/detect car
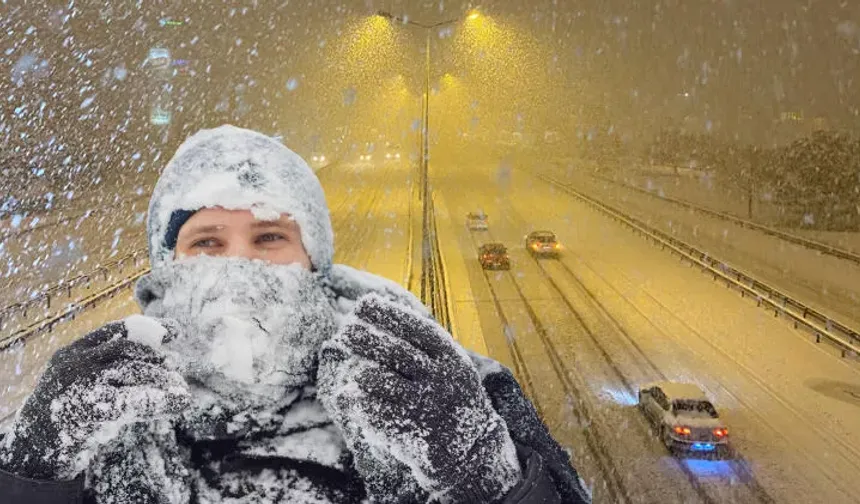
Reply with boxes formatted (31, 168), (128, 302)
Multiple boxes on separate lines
(359, 154), (372, 161)
(525, 231), (560, 257)
(382, 142), (402, 161)
(638, 382), (730, 457)
(478, 243), (510, 270)
(466, 212), (489, 231)
(311, 154), (327, 163)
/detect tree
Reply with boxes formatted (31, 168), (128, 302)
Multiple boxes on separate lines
(771, 131), (860, 230)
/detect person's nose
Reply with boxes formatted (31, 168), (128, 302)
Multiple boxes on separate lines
(223, 241), (264, 260)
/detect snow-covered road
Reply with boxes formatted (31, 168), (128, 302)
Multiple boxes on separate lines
(434, 159), (860, 503)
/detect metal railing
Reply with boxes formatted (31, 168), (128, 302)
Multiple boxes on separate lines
(591, 172), (860, 265)
(0, 249), (148, 331)
(542, 174), (860, 359)
(1, 268), (149, 350)
(0, 209), (93, 241)
(1, 194), (150, 242)
(420, 193), (452, 333)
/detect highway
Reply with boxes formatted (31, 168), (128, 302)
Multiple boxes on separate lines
(434, 158), (860, 503)
(2, 157), (860, 502)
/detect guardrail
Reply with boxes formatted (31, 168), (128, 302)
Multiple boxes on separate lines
(1, 268), (149, 350)
(542, 174), (860, 359)
(591, 172), (860, 265)
(0, 209), (92, 242)
(420, 192), (451, 333)
(1, 194), (150, 242)
(0, 249), (148, 330)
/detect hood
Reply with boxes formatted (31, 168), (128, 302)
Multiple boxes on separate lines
(146, 125), (334, 273)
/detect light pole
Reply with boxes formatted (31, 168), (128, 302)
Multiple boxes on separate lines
(376, 11), (461, 309)
(375, 11), (458, 204)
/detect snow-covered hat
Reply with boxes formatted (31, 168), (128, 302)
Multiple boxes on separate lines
(146, 125), (333, 273)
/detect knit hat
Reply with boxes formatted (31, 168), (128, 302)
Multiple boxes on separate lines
(146, 125), (334, 273)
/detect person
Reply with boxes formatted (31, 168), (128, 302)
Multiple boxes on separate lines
(0, 125), (591, 503)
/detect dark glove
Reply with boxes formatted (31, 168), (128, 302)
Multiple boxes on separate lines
(0, 318), (190, 481)
(318, 294), (522, 503)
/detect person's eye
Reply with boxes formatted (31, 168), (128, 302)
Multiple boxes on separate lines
(256, 232), (287, 244)
(191, 238), (221, 249)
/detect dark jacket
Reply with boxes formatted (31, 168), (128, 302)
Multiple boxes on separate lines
(0, 364), (588, 504)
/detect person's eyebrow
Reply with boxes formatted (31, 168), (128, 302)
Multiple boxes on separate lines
(251, 220), (296, 230)
(182, 224), (225, 235)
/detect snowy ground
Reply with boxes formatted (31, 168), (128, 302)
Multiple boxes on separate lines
(604, 164), (860, 253)
(552, 168), (860, 333)
(434, 158), (860, 503)
(0, 159), (417, 424)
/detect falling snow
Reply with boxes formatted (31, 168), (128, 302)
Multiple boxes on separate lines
(0, 2), (859, 503)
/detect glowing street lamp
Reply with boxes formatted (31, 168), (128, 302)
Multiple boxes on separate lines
(375, 10), (483, 195)
(375, 12), (458, 191)
(376, 9), (479, 305)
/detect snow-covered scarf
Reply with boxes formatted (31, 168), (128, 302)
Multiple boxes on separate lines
(79, 262), (589, 503)
(80, 262), (438, 504)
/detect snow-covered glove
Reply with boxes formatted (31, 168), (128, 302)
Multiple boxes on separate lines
(318, 294), (522, 503)
(0, 318), (190, 481)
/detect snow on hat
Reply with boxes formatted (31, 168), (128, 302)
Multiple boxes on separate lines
(147, 125), (334, 273)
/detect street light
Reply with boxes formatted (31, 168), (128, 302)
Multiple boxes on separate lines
(376, 9), (474, 310)
(376, 10), (460, 203)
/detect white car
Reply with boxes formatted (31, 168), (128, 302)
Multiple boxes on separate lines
(466, 212), (489, 231)
(638, 382), (730, 456)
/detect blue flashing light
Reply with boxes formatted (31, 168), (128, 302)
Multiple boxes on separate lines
(683, 459), (734, 478)
(691, 443), (715, 452)
(599, 387), (639, 406)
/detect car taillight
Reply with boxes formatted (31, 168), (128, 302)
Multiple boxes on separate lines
(713, 428), (728, 438)
(673, 426), (692, 436)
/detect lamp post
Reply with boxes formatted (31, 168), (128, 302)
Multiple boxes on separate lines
(376, 11), (463, 309)
(375, 11), (458, 204)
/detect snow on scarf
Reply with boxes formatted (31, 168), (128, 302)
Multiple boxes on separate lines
(77, 260), (441, 504)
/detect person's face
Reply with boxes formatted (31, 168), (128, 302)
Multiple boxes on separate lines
(175, 207), (312, 268)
